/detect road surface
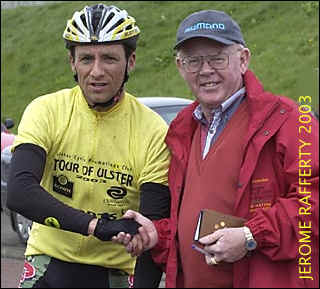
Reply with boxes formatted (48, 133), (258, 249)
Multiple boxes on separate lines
(1, 210), (25, 288)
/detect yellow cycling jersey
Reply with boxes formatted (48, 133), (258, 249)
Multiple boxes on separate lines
(12, 86), (170, 274)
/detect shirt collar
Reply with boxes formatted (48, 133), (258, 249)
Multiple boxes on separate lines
(193, 87), (246, 122)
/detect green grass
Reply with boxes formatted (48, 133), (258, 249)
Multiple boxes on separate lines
(1, 1), (319, 133)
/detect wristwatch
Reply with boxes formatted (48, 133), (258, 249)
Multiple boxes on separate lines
(243, 226), (257, 251)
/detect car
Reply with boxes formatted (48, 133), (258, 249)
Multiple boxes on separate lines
(1, 97), (193, 244)
(137, 96), (193, 125)
(1, 118), (34, 244)
(1, 118), (15, 151)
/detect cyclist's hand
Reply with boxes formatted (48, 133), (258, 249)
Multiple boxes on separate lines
(93, 217), (141, 241)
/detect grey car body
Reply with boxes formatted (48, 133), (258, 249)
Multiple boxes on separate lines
(1, 96), (193, 244)
(138, 96), (193, 124)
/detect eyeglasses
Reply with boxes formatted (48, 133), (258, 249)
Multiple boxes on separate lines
(179, 49), (242, 73)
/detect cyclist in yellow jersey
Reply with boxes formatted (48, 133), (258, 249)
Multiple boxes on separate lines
(7, 4), (170, 288)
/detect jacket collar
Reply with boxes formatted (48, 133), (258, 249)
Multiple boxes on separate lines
(244, 70), (280, 130)
(165, 69), (281, 152)
(165, 100), (198, 159)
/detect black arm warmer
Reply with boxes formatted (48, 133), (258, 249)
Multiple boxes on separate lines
(133, 182), (171, 288)
(139, 182), (171, 220)
(7, 143), (95, 236)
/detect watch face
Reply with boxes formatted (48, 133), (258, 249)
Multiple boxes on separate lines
(247, 240), (257, 250)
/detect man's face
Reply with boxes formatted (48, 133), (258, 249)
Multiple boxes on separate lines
(176, 38), (250, 110)
(70, 44), (135, 108)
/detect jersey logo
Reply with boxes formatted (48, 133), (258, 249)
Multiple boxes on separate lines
(44, 217), (61, 228)
(106, 186), (127, 199)
(53, 175), (73, 198)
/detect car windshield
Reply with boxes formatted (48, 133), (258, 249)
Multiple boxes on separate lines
(151, 105), (186, 125)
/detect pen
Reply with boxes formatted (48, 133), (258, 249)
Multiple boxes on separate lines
(191, 244), (211, 257)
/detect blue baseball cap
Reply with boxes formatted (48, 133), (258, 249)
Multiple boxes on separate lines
(174, 10), (246, 49)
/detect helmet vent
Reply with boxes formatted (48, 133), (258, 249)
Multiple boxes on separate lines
(72, 20), (84, 36)
(92, 11), (102, 34)
(106, 12), (115, 22)
(100, 12), (114, 31)
(106, 18), (124, 34)
(80, 14), (88, 30)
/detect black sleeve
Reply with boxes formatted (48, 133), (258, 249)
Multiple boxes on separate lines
(138, 182), (171, 220)
(7, 143), (95, 236)
(133, 182), (170, 288)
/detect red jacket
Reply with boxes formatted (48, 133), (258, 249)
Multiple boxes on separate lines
(152, 70), (319, 288)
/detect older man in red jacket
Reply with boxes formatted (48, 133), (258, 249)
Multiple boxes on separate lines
(113, 9), (319, 288)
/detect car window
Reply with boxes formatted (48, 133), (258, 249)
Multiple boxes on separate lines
(151, 105), (187, 125)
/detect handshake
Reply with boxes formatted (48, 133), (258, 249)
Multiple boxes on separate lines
(93, 215), (142, 241)
(92, 210), (159, 257)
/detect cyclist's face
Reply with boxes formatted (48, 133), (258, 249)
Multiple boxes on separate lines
(70, 44), (135, 108)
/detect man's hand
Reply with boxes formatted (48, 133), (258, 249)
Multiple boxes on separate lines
(199, 227), (248, 264)
(92, 216), (141, 241)
(112, 210), (158, 257)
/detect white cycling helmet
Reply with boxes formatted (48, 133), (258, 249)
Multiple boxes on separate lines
(63, 4), (140, 49)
